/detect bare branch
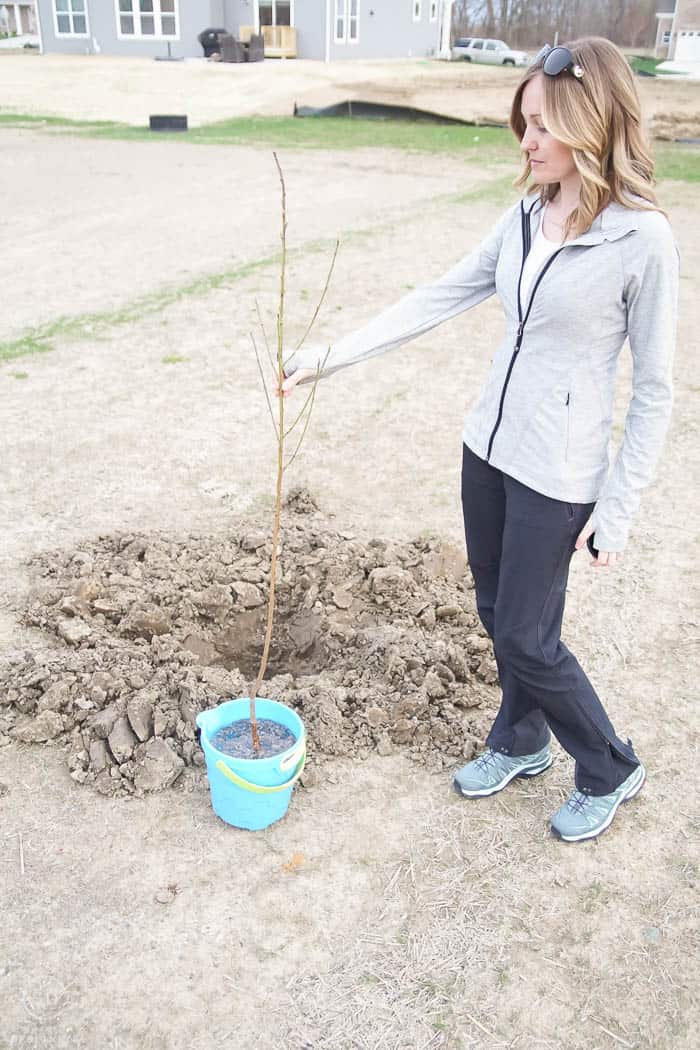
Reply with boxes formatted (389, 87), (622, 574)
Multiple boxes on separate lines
(254, 297), (276, 376)
(250, 331), (280, 440)
(283, 375), (321, 472)
(293, 238), (340, 354)
(283, 383), (318, 438)
(283, 348), (331, 471)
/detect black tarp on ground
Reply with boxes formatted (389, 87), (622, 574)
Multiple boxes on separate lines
(293, 99), (507, 127)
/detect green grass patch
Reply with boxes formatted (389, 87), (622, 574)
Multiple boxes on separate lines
(0, 254), (278, 362)
(0, 111), (118, 129)
(4, 109), (696, 186)
(162, 353), (189, 364)
(3, 110), (696, 182)
(628, 54), (685, 76)
(0, 108), (517, 158)
(9, 371), (29, 379)
(0, 334), (54, 360)
(654, 143), (700, 183)
(87, 115), (517, 159)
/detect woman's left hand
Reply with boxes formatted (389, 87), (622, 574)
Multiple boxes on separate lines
(575, 518), (623, 568)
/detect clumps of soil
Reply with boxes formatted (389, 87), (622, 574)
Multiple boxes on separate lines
(0, 487), (499, 796)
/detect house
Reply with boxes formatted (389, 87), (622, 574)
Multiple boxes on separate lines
(655, 0), (700, 63)
(0, 1), (38, 36)
(35, 1), (452, 61)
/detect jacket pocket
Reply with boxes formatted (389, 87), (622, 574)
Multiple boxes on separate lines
(565, 381), (610, 474)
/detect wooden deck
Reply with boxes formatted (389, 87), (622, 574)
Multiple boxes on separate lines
(239, 25), (297, 59)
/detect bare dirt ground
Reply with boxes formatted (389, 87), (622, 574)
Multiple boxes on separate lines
(1, 52), (699, 138)
(0, 130), (490, 342)
(1, 77), (699, 1050)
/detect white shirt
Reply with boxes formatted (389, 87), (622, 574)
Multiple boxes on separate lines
(519, 202), (563, 304)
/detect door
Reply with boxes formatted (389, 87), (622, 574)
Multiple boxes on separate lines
(257, 1), (293, 27)
(469, 39), (484, 62)
(484, 40), (499, 64)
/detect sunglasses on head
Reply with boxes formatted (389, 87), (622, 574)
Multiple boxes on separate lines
(533, 43), (585, 80)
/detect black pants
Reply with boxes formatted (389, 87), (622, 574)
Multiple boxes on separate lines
(461, 441), (641, 796)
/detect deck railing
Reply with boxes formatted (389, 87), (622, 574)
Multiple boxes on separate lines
(239, 25), (297, 58)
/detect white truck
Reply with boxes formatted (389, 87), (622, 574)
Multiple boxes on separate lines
(452, 37), (529, 66)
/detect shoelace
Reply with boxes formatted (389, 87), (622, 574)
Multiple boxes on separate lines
(475, 749), (499, 772)
(566, 790), (591, 814)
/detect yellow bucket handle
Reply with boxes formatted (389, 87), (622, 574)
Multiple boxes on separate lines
(215, 747), (306, 795)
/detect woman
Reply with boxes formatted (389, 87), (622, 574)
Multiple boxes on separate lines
(276, 37), (680, 843)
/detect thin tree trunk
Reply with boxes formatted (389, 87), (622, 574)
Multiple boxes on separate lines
(246, 154), (338, 756)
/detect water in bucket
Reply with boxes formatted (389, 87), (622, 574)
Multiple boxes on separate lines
(196, 697), (306, 831)
(210, 718), (297, 759)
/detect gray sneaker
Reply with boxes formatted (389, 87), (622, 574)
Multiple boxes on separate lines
(453, 743), (553, 798)
(550, 763), (646, 842)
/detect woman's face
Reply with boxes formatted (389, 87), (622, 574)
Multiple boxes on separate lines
(520, 74), (577, 185)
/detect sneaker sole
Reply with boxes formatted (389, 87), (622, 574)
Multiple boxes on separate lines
(551, 764), (646, 843)
(453, 753), (553, 798)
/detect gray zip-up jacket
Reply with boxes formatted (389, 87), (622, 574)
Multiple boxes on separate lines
(283, 189), (680, 552)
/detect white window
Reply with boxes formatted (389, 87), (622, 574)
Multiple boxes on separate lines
(115, 0), (180, 40)
(413, 1), (422, 22)
(53, 0), (89, 37)
(430, 1), (437, 21)
(335, 0), (359, 44)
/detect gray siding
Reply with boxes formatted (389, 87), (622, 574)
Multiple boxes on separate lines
(37, 1), (218, 57)
(223, 1), (249, 34)
(328, 1), (440, 61)
(210, 0), (226, 27)
(37, 0), (442, 60)
(295, 0), (326, 59)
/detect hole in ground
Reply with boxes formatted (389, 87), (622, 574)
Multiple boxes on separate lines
(204, 606), (332, 680)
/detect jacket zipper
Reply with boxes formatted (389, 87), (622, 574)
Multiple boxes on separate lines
(565, 391), (570, 461)
(485, 202), (567, 462)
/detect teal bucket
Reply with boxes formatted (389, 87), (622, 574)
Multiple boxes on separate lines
(196, 697), (306, 831)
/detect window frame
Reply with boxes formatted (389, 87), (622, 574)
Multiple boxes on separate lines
(334, 0), (359, 45)
(114, 0), (181, 42)
(348, 0), (359, 44)
(413, 1), (422, 22)
(53, 0), (90, 38)
(333, 0), (345, 44)
(257, 1), (295, 29)
(430, 1), (437, 22)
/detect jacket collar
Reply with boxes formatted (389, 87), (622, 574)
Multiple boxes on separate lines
(523, 190), (639, 246)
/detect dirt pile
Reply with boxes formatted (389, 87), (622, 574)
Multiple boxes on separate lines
(0, 487), (499, 796)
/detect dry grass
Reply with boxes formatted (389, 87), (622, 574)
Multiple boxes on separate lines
(282, 767), (696, 1049)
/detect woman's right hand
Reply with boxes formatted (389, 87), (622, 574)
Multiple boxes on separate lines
(274, 369), (317, 398)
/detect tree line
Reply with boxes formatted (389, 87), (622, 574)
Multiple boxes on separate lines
(451, 0), (673, 49)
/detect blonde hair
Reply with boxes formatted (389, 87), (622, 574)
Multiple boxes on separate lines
(510, 36), (667, 241)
